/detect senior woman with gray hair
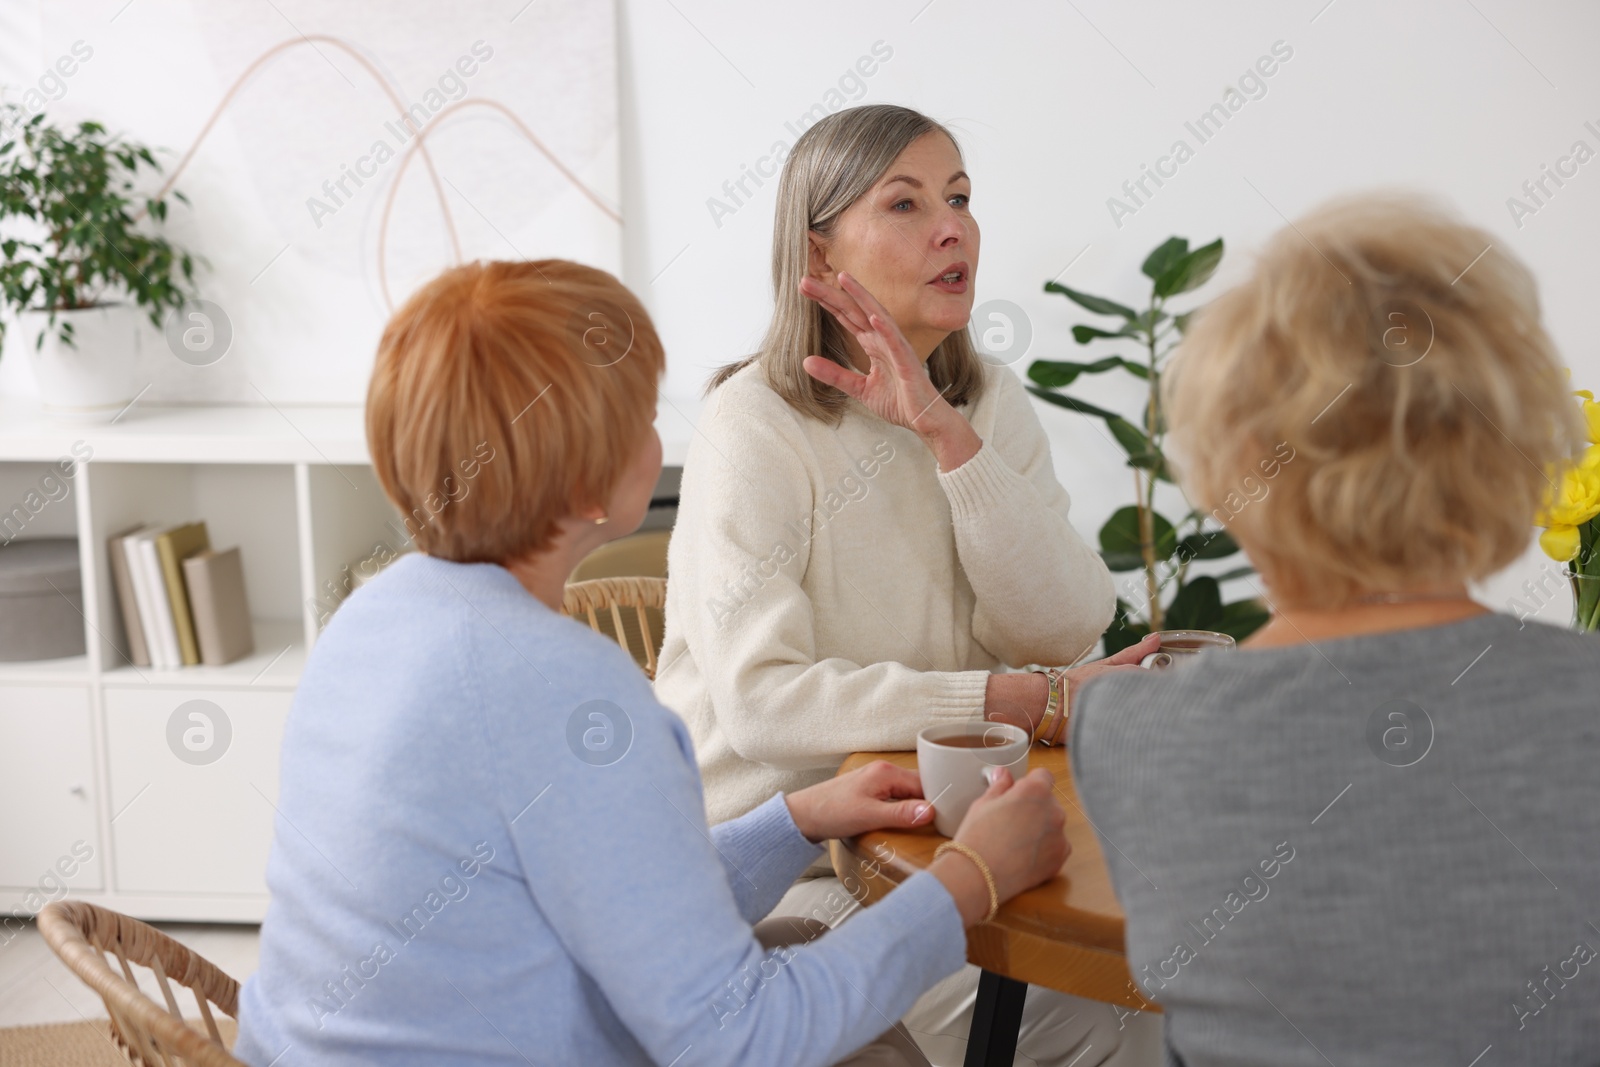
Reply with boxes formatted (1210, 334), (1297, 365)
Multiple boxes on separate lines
(1070, 193), (1600, 1065)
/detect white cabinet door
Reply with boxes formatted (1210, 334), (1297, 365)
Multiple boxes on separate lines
(103, 688), (290, 896)
(0, 686), (102, 892)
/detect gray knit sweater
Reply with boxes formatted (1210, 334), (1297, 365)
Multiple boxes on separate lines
(1071, 612), (1600, 1066)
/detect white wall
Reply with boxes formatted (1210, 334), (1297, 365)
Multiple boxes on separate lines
(619, 0), (1600, 624)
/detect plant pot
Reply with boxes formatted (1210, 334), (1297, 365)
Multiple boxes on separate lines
(24, 305), (146, 422)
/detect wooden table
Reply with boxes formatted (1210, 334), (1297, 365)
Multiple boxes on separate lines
(829, 747), (1160, 1067)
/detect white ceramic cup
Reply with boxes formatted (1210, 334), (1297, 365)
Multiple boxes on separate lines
(916, 721), (1030, 838)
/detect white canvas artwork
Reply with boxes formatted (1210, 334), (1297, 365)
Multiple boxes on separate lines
(0, 0), (621, 403)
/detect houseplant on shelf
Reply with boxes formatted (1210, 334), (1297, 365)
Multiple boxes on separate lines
(1026, 235), (1270, 654)
(0, 106), (197, 419)
(1535, 387), (1600, 632)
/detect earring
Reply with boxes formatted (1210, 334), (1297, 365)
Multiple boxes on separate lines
(594, 515), (609, 525)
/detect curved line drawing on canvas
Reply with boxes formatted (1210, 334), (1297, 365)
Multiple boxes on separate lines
(143, 34), (619, 310)
(378, 97), (622, 308)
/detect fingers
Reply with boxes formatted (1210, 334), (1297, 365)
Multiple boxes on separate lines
(798, 276), (871, 334)
(1099, 632), (1162, 667)
(900, 798), (936, 827)
(980, 765), (1014, 795)
(872, 762), (927, 800)
(837, 272), (891, 325)
(859, 762), (932, 825)
(802, 355), (866, 397)
(1019, 768), (1057, 795)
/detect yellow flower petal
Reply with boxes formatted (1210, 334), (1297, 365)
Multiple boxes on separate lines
(1540, 524), (1581, 562)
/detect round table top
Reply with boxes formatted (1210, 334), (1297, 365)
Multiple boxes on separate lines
(829, 746), (1160, 1012)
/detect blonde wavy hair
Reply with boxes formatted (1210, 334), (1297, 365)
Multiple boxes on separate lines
(707, 104), (986, 422)
(1164, 192), (1587, 607)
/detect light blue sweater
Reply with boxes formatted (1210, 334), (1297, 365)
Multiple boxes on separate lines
(234, 553), (967, 1066)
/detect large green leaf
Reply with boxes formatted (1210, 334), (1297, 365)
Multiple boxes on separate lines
(1177, 529), (1240, 561)
(1023, 385), (1122, 422)
(1214, 565), (1256, 582)
(1029, 356), (1148, 387)
(1153, 238), (1224, 298)
(1107, 417), (1174, 482)
(1071, 324), (1135, 344)
(1164, 576), (1223, 630)
(1099, 550), (1147, 573)
(1044, 281), (1138, 320)
(1141, 237), (1189, 281)
(1217, 597), (1271, 641)
(1100, 505), (1177, 562)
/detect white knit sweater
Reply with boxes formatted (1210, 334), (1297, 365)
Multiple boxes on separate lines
(655, 360), (1116, 825)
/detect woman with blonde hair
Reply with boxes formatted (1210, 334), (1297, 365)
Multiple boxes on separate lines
(656, 104), (1162, 1065)
(1070, 193), (1600, 1064)
(233, 259), (1074, 1067)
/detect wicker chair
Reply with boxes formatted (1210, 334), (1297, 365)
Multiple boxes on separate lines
(561, 576), (667, 679)
(37, 900), (243, 1067)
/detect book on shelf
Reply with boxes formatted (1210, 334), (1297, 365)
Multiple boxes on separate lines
(182, 548), (255, 666)
(108, 521), (256, 669)
(107, 524), (153, 668)
(156, 522), (210, 666)
(125, 528), (180, 668)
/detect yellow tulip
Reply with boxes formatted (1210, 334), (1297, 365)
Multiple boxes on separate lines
(1541, 524), (1581, 562)
(1574, 389), (1600, 444)
(1537, 459), (1600, 563)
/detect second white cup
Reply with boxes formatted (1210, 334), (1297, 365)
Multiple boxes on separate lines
(916, 721), (1030, 838)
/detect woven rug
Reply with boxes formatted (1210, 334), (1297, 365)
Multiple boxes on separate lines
(0, 1018), (237, 1066)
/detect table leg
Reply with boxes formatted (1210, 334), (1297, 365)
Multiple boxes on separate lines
(963, 969), (1028, 1067)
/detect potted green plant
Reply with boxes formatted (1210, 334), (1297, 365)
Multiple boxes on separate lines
(0, 107), (197, 419)
(1027, 236), (1270, 653)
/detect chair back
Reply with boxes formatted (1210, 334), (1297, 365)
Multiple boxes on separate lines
(571, 528), (670, 582)
(37, 900), (243, 1067)
(562, 575), (667, 679)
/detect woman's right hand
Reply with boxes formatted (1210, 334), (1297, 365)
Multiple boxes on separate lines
(929, 767), (1068, 926)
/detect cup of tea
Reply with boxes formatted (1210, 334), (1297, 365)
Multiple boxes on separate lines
(1139, 629), (1237, 669)
(916, 722), (1030, 837)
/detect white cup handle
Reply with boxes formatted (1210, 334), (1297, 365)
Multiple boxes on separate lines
(1139, 651), (1172, 669)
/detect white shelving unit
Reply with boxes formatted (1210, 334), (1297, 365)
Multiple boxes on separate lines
(0, 399), (395, 922)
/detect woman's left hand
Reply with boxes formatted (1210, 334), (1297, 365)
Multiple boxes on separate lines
(1064, 633), (1162, 703)
(799, 272), (981, 472)
(784, 759), (936, 844)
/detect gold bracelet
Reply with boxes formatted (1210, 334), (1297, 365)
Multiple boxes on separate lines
(1032, 667), (1067, 746)
(1030, 669), (1056, 743)
(934, 840), (1000, 923)
(1049, 669), (1071, 746)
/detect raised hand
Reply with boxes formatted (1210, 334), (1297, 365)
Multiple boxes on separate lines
(799, 272), (981, 471)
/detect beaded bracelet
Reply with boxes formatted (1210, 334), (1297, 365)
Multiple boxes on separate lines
(933, 840), (1000, 923)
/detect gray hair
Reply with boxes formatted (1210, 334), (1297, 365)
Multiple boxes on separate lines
(707, 104), (986, 422)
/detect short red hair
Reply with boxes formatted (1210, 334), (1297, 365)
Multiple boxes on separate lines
(366, 259), (664, 563)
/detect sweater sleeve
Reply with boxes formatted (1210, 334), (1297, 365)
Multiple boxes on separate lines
(937, 368), (1117, 667)
(668, 406), (989, 771)
(710, 792), (826, 923)
(489, 664), (969, 1067)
